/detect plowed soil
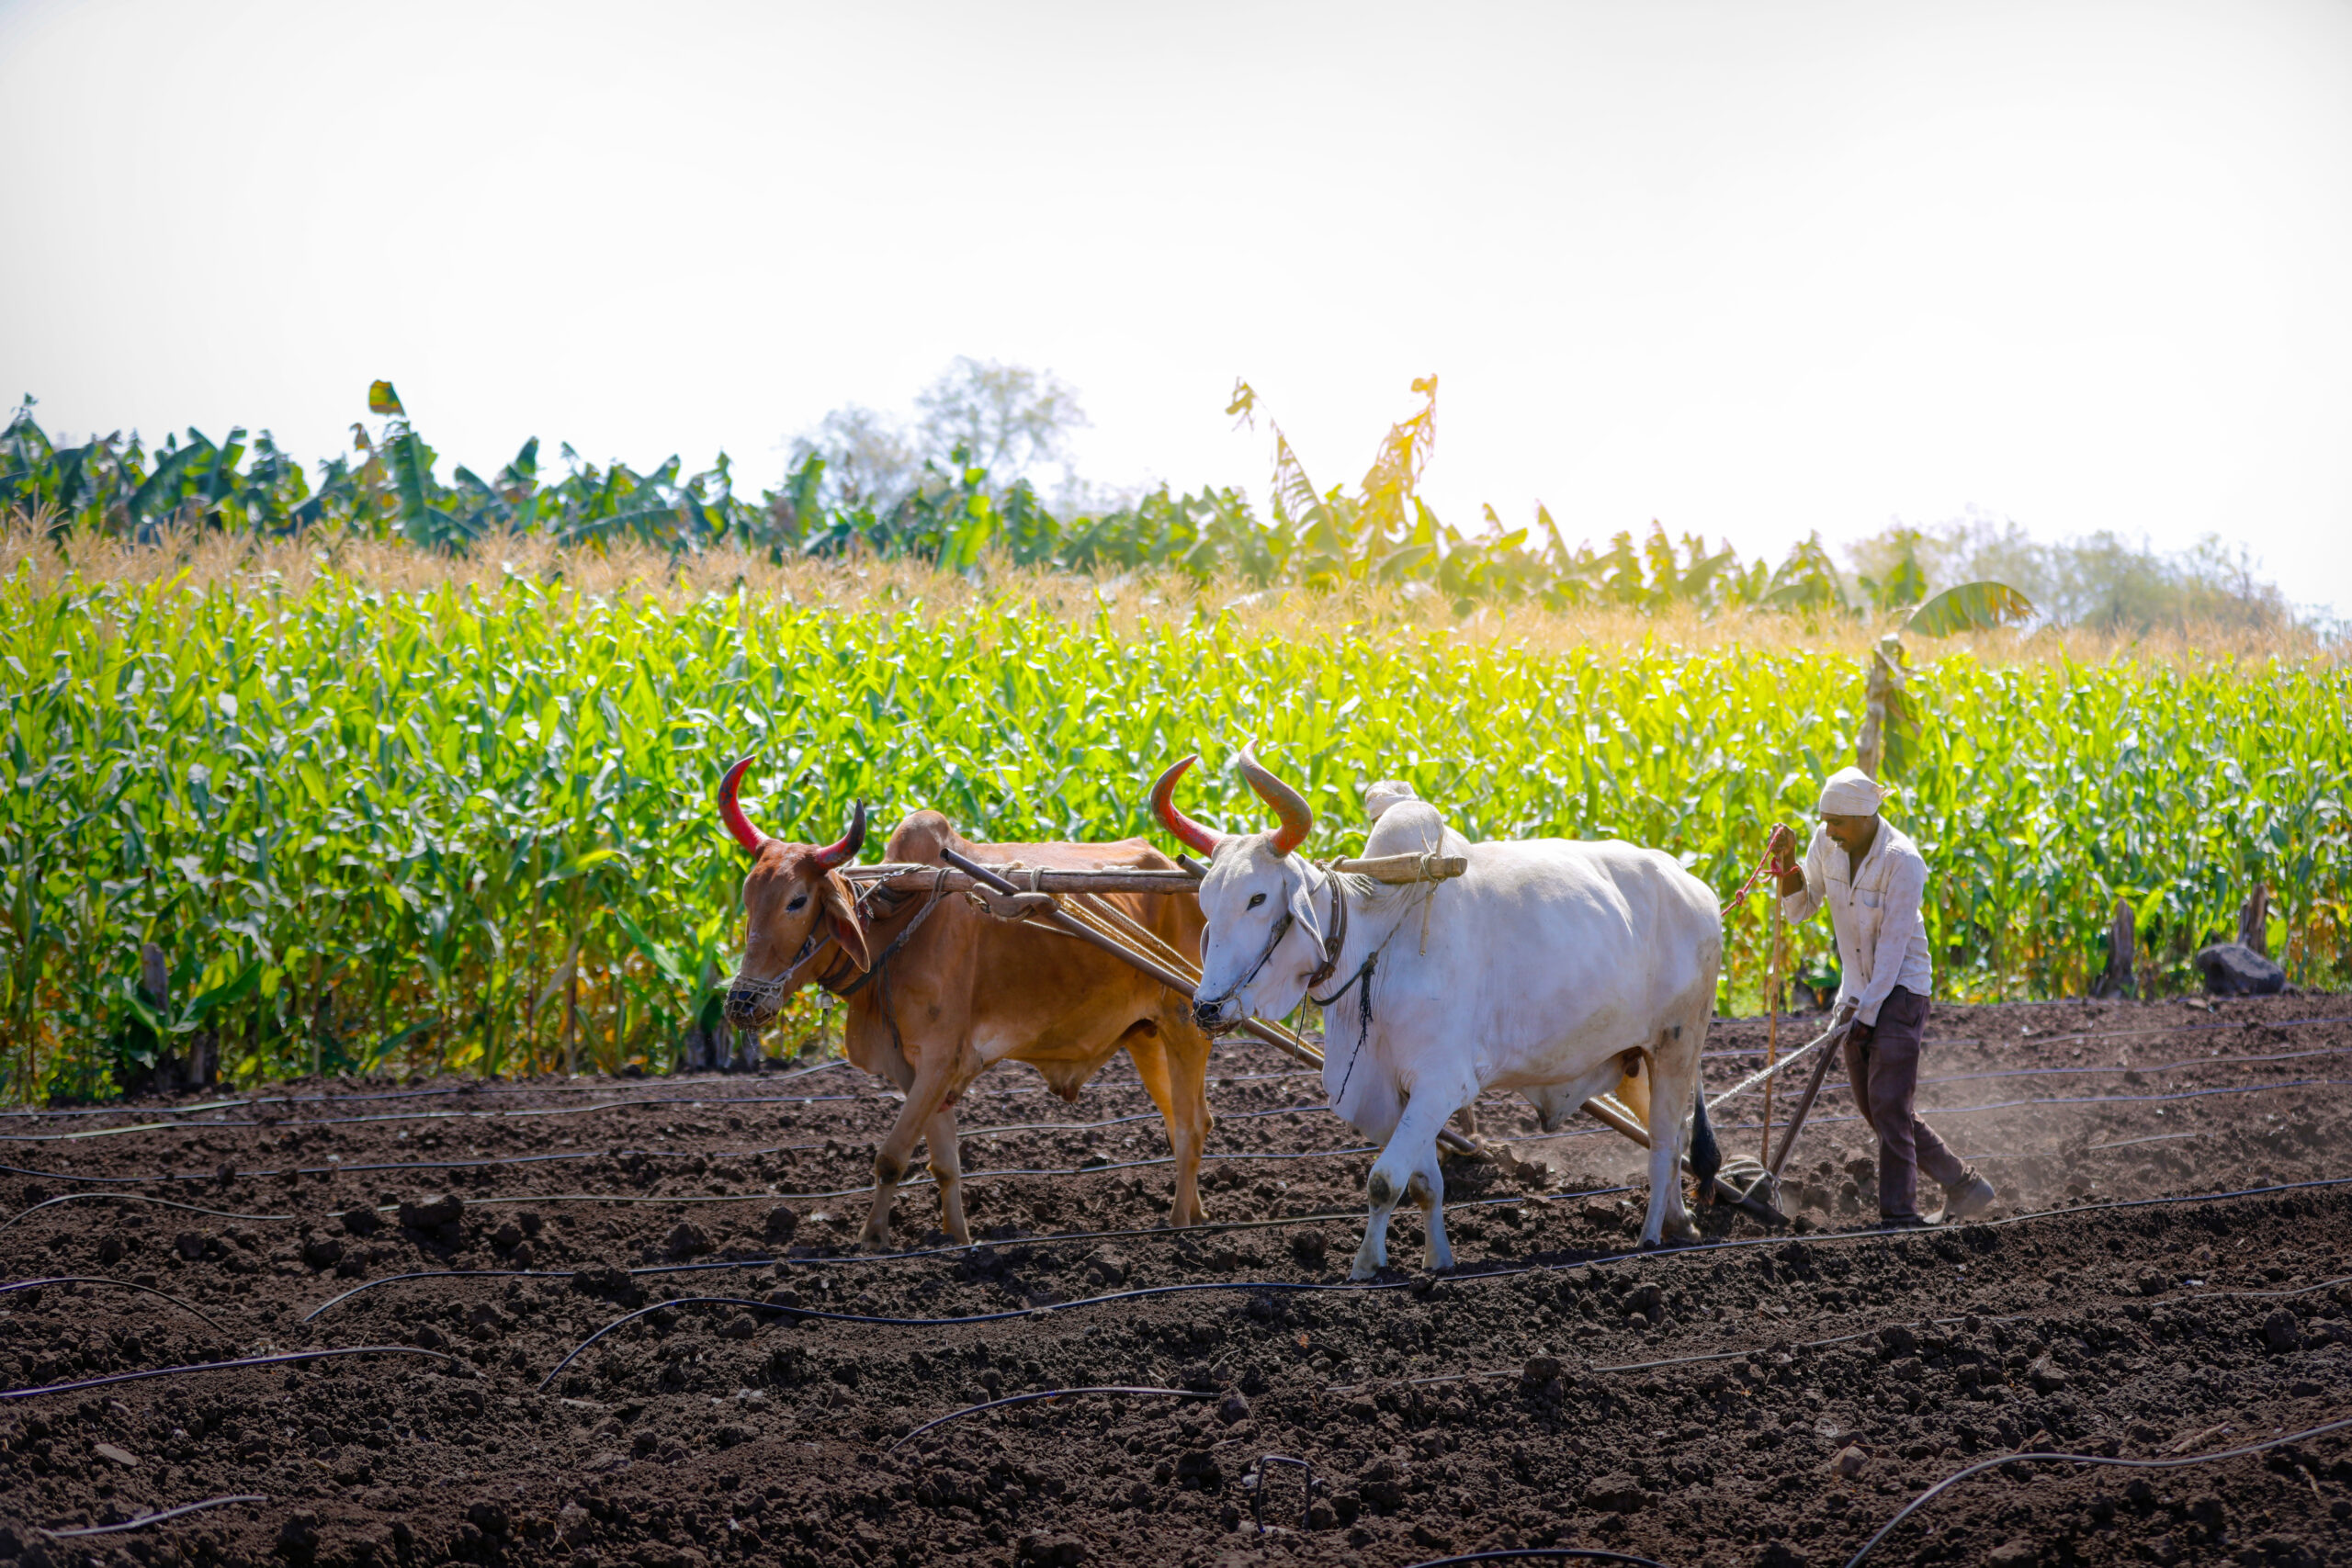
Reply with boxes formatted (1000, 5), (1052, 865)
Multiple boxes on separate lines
(6, 992), (2352, 1568)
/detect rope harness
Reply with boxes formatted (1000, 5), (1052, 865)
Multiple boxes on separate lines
(825, 869), (954, 1066)
(1301, 853), (1439, 1111)
(1718, 841), (1782, 912)
(721, 923), (841, 1017)
(722, 870), (955, 1075)
(1309, 947), (1379, 1106)
(1193, 908), (1295, 1019)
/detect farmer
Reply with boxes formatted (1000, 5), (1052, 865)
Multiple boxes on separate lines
(1769, 767), (1997, 1227)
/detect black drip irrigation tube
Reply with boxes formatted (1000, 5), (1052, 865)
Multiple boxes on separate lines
(1328, 1269), (2352, 1394)
(0, 1275), (223, 1328)
(9, 1008), (2347, 1143)
(37, 1495), (271, 1540)
(0, 1345), (458, 1402)
(0, 1191), (294, 1229)
(0, 1100), (1332, 1188)
(1843, 1413), (2352, 1568)
(14, 1066), (2345, 1206)
(0, 1092), (870, 1143)
(0, 1073), (1313, 1141)
(0, 1144), (808, 1189)
(0, 1138), (1384, 1232)
(1701, 1010), (2352, 1060)
(0, 1057), (863, 1122)
(1509, 1075), (2352, 1152)
(531, 1174), (2352, 1389)
(28, 1062), (2329, 1233)
(1708, 1042), (2352, 1102)
(1398, 1552), (1672, 1568)
(886, 1385), (1214, 1452)
(300, 1187), (1638, 1323)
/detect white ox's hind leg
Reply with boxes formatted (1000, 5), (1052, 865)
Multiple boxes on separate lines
(1353, 1087), (1467, 1280)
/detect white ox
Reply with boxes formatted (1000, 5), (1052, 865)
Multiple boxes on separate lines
(1152, 750), (1724, 1277)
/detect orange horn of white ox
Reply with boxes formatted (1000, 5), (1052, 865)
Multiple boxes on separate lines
(1148, 755), (1223, 856)
(1236, 746), (1313, 857)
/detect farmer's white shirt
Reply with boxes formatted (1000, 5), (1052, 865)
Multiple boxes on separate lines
(1780, 818), (1933, 1026)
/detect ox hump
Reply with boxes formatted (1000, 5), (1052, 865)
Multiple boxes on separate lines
(1362, 798), (1465, 860)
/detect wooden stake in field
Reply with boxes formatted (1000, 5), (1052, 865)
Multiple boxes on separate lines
(1759, 894), (1781, 1166)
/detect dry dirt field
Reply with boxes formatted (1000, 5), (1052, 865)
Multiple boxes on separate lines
(5, 993), (2350, 1568)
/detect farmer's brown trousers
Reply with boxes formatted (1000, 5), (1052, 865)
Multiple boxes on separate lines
(1841, 986), (1972, 1221)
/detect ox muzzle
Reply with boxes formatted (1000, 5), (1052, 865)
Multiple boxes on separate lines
(723, 964), (798, 1031)
(1193, 997), (1243, 1035)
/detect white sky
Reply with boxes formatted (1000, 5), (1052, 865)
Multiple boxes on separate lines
(3, 0), (2347, 615)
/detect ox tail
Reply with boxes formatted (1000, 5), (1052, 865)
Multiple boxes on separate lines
(1688, 1082), (1722, 1202)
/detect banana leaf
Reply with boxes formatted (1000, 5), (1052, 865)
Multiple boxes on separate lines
(1908, 581), (2035, 636)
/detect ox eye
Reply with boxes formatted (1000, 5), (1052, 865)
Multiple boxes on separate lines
(1247, 892), (1266, 908)
(786, 894), (809, 912)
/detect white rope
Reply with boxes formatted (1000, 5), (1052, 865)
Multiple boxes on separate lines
(1704, 1017), (1847, 1114)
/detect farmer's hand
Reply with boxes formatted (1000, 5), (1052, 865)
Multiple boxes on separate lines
(1767, 823), (1800, 874)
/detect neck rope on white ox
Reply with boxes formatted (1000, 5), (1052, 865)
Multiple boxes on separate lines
(1306, 859), (1446, 1109)
(1306, 860), (1384, 1103)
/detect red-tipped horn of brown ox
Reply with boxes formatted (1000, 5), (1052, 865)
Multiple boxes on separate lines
(1237, 746), (1314, 857)
(812, 800), (868, 870)
(718, 756), (767, 854)
(1148, 755), (1223, 856)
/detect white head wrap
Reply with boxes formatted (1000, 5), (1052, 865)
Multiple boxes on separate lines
(1363, 781), (1419, 822)
(1815, 766), (1885, 818)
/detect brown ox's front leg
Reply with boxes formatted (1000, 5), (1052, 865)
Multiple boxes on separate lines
(1127, 1019), (1212, 1228)
(859, 1050), (956, 1253)
(923, 1099), (970, 1246)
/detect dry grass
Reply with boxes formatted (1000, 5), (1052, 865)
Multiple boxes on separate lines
(5, 519), (2337, 668)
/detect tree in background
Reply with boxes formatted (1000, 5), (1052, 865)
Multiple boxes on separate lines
(1, 380), (2312, 645)
(1845, 512), (2290, 636)
(786, 405), (916, 510)
(912, 358), (1088, 488)
(790, 357), (1091, 511)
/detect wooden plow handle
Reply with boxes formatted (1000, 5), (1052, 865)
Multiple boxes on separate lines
(1766, 1020), (1849, 1179)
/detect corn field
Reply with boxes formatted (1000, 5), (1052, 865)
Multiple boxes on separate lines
(2, 562), (2346, 1102)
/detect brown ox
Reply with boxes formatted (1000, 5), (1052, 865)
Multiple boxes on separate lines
(715, 759), (1215, 1250)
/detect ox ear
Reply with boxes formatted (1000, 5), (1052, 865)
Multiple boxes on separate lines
(1286, 874), (1325, 955)
(820, 872), (872, 974)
